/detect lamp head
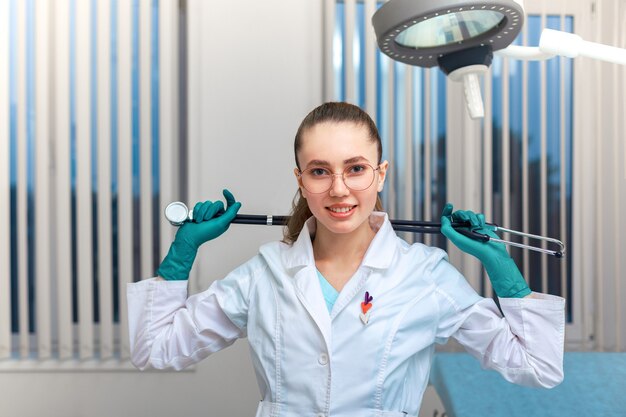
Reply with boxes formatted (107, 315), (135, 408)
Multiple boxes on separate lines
(372, 0), (525, 119)
(372, 0), (524, 68)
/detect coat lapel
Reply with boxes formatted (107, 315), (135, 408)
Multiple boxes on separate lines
(330, 213), (397, 319)
(283, 218), (332, 349)
(281, 213), (398, 345)
(292, 266), (332, 348)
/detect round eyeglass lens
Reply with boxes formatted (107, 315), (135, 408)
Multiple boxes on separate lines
(301, 165), (376, 193)
(344, 165), (376, 191)
(395, 10), (505, 49)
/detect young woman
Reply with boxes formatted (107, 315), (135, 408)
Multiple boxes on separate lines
(127, 102), (565, 417)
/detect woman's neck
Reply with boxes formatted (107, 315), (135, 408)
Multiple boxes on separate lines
(311, 218), (376, 292)
(312, 218), (376, 264)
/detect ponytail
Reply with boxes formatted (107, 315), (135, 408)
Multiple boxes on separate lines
(283, 190), (312, 244)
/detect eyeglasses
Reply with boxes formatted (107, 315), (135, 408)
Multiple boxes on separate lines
(297, 163), (381, 194)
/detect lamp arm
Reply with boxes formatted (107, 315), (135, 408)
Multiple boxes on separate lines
(448, 65), (488, 120)
(494, 45), (555, 61)
(461, 73), (484, 119)
(495, 28), (626, 66)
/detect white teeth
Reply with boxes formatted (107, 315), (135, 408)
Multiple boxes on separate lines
(329, 206), (353, 213)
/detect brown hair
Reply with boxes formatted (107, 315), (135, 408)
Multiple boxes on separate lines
(283, 102), (384, 244)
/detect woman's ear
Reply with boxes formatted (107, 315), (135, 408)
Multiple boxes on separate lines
(376, 160), (389, 192)
(294, 168), (306, 198)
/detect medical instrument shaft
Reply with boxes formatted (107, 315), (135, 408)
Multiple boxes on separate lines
(233, 214), (466, 231)
(230, 215), (565, 257)
(164, 202), (565, 257)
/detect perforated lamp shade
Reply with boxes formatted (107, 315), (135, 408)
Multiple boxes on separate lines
(372, 0), (525, 68)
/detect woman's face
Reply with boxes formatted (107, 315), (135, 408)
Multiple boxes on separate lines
(295, 121), (388, 236)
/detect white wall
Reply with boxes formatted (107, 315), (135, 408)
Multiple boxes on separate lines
(1, 2), (323, 416)
(188, 0), (325, 292)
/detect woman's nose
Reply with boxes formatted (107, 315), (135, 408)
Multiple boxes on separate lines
(329, 173), (350, 196)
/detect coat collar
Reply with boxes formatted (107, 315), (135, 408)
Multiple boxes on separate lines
(282, 212), (398, 271)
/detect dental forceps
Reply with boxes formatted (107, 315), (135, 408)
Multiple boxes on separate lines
(164, 202), (565, 258)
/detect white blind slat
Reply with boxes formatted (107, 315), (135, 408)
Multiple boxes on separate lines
(386, 58), (395, 218)
(323, 0), (335, 101)
(159, 0), (179, 259)
(75, 0), (94, 359)
(502, 58), (511, 253)
(620, 4), (626, 166)
(593, 0), (605, 349)
(344, 0), (356, 103)
(539, 12), (548, 294)
(483, 71), (494, 298)
(35, 0), (52, 359)
(422, 68), (431, 246)
(16, 0), (29, 359)
(611, 3), (622, 348)
(521, 25), (530, 283)
(186, 0), (202, 285)
(413, 69), (422, 222)
(364, 0), (376, 118)
(616, 2), (626, 351)
(589, 3), (602, 348)
(403, 68), (413, 226)
(139, 0), (153, 279)
(97, 0), (114, 360)
(117, 0), (133, 359)
(559, 14), (568, 305)
(0, 0), (12, 360)
(54, 0), (73, 361)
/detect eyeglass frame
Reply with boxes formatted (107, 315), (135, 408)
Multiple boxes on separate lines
(296, 162), (383, 194)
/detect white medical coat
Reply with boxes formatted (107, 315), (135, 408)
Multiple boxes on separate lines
(127, 212), (565, 417)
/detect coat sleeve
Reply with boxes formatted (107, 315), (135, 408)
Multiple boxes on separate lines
(126, 256), (266, 371)
(432, 256), (565, 388)
(126, 279), (242, 371)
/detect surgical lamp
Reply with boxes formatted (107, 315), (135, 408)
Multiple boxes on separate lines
(372, 0), (626, 119)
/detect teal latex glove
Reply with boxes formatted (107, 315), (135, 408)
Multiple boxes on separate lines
(440, 203), (531, 298)
(157, 189), (242, 280)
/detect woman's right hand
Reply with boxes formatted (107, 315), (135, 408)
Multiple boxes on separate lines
(177, 189), (242, 250)
(156, 189), (241, 281)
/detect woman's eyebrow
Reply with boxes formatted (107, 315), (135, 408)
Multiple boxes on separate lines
(304, 156), (370, 168)
(343, 156), (369, 164)
(305, 159), (331, 168)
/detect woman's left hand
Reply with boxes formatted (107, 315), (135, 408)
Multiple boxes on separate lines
(440, 203), (531, 298)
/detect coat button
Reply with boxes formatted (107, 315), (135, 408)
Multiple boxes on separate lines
(318, 353), (329, 365)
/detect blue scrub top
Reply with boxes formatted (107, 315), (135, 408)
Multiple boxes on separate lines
(316, 269), (339, 313)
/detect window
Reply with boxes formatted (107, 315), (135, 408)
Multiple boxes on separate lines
(1, 0), (175, 365)
(330, 1), (573, 322)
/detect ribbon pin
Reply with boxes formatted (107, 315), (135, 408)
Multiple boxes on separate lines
(360, 291), (373, 325)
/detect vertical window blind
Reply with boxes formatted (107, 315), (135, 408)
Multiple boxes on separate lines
(0, 0), (180, 366)
(485, 14), (573, 319)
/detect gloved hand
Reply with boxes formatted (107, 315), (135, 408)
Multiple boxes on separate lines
(440, 203), (531, 298)
(157, 189), (242, 280)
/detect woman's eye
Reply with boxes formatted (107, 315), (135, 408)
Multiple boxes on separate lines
(309, 168), (330, 177)
(347, 164), (367, 174)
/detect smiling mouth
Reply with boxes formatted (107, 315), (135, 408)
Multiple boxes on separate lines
(327, 205), (356, 213)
